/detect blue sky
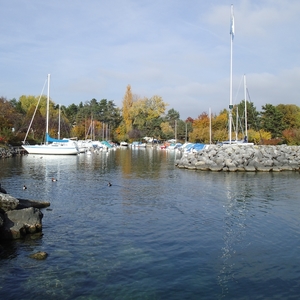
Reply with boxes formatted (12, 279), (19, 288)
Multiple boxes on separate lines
(1, 0), (299, 120)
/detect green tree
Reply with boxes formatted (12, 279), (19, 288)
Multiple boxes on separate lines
(64, 103), (78, 126)
(260, 104), (285, 138)
(236, 100), (260, 132)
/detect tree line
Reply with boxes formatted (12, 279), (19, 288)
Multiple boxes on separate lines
(1, 84), (300, 146)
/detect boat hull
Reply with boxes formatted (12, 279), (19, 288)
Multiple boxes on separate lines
(22, 144), (79, 155)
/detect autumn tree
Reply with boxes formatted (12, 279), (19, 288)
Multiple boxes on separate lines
(277, 104), (300, 129)
(189, 112), (210, 143)
(0, 97), (21, 143)
(160, 121), (174, 140)
(282, 128), (300, 145)
(122, 85), (133, 135)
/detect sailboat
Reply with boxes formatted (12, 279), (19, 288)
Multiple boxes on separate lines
(22, 74), (79, 155)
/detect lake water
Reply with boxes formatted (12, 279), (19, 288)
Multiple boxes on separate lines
(0, 147), (300, 299)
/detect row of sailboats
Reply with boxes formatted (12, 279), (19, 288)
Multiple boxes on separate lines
(21, 74), (113, 155)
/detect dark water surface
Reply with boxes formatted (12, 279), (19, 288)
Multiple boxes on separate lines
(0, 148), (300, 299)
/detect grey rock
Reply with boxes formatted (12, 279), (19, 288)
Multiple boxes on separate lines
(0, 207), (43, 240)
(0, 193), (19, 212)
(177, 145), (300, 172)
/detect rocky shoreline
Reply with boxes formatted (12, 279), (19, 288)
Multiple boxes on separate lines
(0, 146), (26, 158)
(175, 144), (300, 172)
(0, 192), (50, 240)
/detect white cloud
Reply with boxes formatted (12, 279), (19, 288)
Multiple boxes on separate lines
(0, 0), (300, 120)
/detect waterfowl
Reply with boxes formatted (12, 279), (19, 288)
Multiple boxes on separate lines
(52, 178), (57, 182)
(0, 183), (7, 194)
(107, 182), (112, 187)
(23, 185), (27, 190)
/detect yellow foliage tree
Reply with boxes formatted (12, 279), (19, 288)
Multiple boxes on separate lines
(145, 95), (168, 120)
(122, 85), (133, 134)
(189, 112), (210, 143)
(115, 124), (127, 142)
(130, 98), (147, 127)
(160, 122), (173, 137)
(213, 110), (228, 132)
(211, 129), (228, 143)
(71, 121), (86, 139)
(248, 129), (271, 144)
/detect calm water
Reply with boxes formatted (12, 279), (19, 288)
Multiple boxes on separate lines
(0, 148), (300, 299)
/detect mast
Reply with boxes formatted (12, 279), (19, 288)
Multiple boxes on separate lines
(244, 74), (248, 142)
(46, 74), (50, 144)
(229, 4), (234, 144)
(58, 103), (61, 140)
(209, 107), (212, 144)
(175, 119), (177, 142)
(235, 106), (238, 141)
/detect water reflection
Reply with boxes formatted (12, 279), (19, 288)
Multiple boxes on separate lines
(1, 150), (300, 299)
(216, 171), (300, 297)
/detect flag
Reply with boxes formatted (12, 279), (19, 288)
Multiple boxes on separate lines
(230, 4), (235, 39)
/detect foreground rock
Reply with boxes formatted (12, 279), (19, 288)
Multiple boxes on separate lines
(0, 192), (50, 240)
(29, 251), (48, 260)
(176, 144), (300, 172)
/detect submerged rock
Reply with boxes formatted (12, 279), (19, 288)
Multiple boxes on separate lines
(29, 251), (48, 260)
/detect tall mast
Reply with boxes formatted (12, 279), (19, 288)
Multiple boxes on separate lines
(235, 106), (238, 141)
(46, 74), (50, 143)
(209, 107), (212, 144)
(229, 4), (234, 144)
(58, 103), (61, 139)
(244, 74), (248, 142)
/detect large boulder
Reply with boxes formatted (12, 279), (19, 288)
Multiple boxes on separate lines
(0, 207), (43, 240)
(0, 192), (19, 212)
(0, 193), (49, 240)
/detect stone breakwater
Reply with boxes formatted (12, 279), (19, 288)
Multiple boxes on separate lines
(175, 144), (300, 172)
(0, 146), (26, 158)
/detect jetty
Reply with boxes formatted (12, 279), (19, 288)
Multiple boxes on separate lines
(176, 144), (300, 172)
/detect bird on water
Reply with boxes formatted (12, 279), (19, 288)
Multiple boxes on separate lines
(107, 182), (112, 187)
(23, 185), (27, 190)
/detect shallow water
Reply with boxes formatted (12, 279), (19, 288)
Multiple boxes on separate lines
(1, 148), (300, 299)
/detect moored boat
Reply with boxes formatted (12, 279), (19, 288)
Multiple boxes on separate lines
(120, 141), (128, 147)
(22, 74), (79, 155)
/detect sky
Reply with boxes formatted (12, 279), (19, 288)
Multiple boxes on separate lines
(1, 0), (300, 120)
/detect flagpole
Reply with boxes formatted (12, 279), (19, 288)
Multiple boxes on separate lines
(244, 74), (248, 142)
(229, 4), (234, 144)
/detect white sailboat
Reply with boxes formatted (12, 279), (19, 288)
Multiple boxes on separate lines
(22, 74), (79, 155)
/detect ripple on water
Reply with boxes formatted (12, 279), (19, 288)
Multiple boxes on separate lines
(1, 151), (300, 299)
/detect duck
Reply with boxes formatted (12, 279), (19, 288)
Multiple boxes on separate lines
(107, 182), (112, 187)
(51, 178), (57, 182)
(23, 185), (27, 190)
(0, 183), (7, 194)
